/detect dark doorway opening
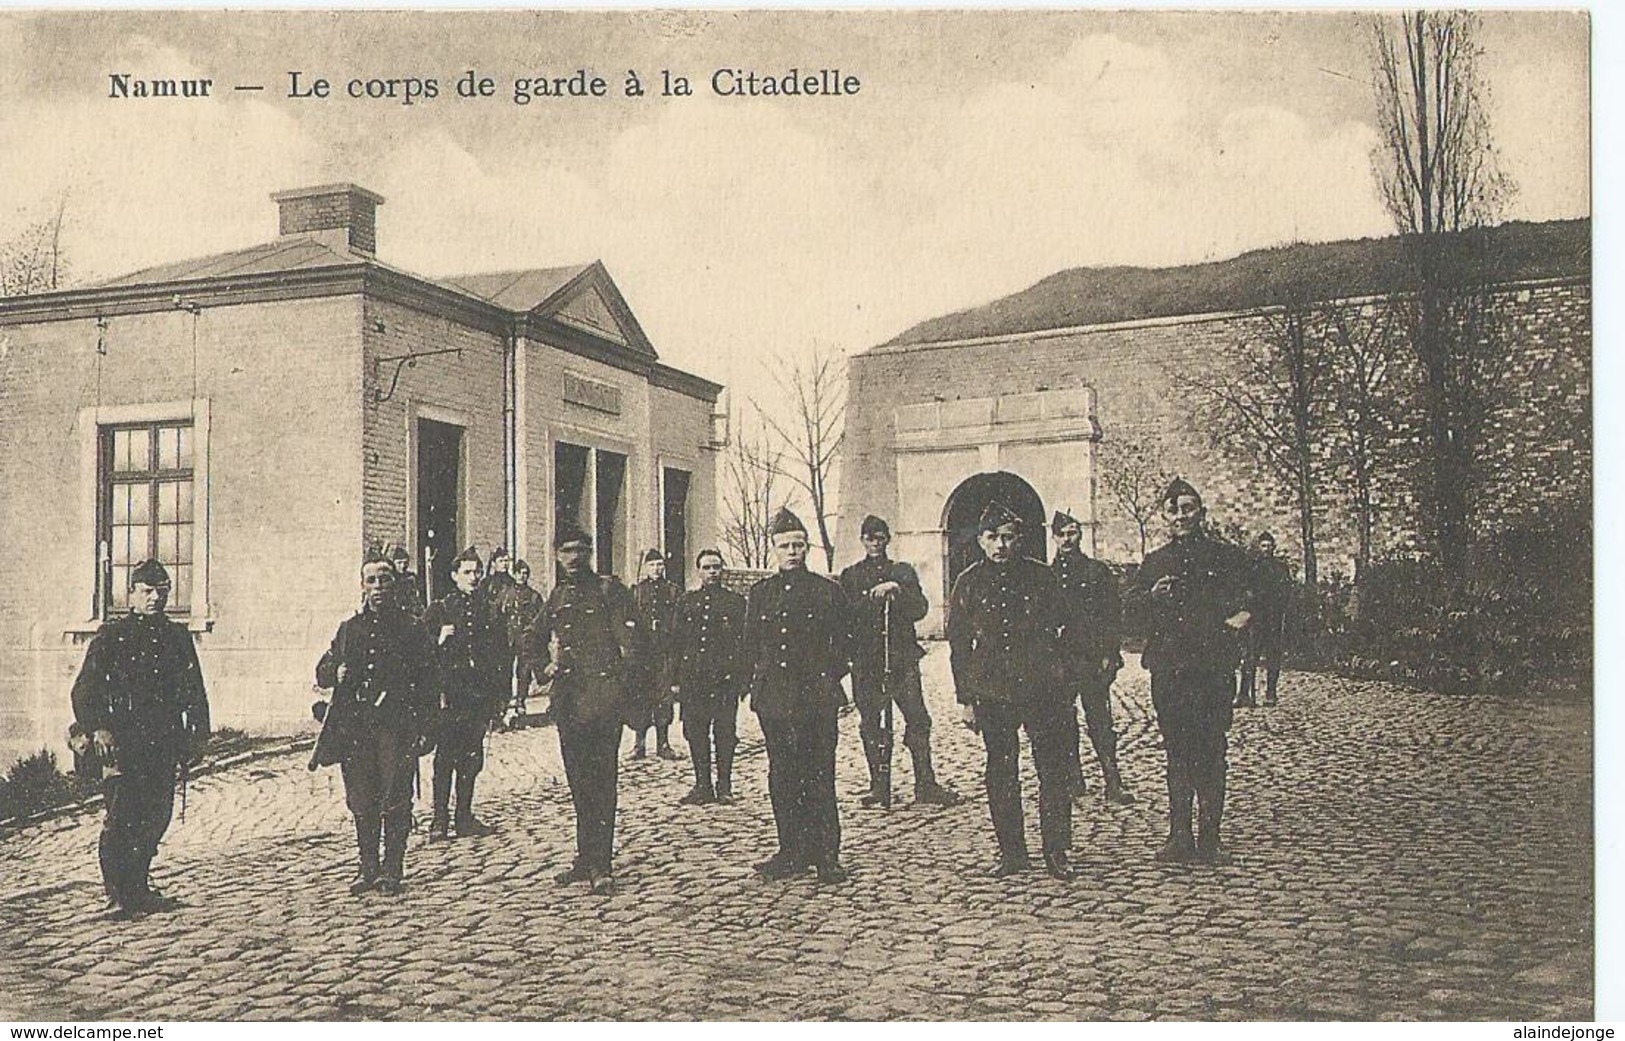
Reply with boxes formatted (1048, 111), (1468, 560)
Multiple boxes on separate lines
(417, 418), (464, 605)
(595, 449), (627, 579)
(554, 442), (591, 580)
(663, 467), (691, 588)
(941, 471), (1047, 601)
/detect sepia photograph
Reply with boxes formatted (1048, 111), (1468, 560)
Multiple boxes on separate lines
(0, 7), (1598, 1025)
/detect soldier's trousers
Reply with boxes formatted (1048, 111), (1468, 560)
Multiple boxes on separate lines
(979, 700), (1073, 860)
(851, 661), (936, 791)
(635, 691), (675, 739)
(1064, 674), (1121, 786)
(1150, 668), (1233, 849)
(1240, 635), (1283, 704)
(341, 725), (416, 879)
(432, 711), (486, 829)
(679, 691), (739, 793)
(758, 706), (841, 866)
(99, 757), (177, 907)
(558, 717), (622, 873)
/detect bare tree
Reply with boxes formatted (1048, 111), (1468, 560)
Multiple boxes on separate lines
(1178, 297), (1336, 590)
(1372, 10), (1512, 582)
(755, 345), (845, 571)
(1097, 425), (1174, 560)
(0, 195), (70, 297)
(720, 406), (784, 571)
(1325, 300), (1404, 579)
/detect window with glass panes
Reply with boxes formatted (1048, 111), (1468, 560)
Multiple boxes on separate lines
(101, 422), (194, 613)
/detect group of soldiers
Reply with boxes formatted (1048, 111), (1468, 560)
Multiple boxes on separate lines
(69, 473), (1293, 915)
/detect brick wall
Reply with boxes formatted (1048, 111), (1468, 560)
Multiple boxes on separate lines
(518, 336), (719, 587)
(0, 296), (366, 764)
(843, 279), (1590, 578)
(361, 298), (507, 581)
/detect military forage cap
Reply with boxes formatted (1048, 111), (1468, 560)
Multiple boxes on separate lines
(129, 558), (172, 588)
(1051, 509), (1082, 535)
(1163, 476), (1202, 506)
(767, 506), (807, 537)
(453, 545), (483, 569)
(860, 514), (890, 538)
(978, 500), (1022, 534)
(641, 548), (665, 565)
(555, 523), (592, 548)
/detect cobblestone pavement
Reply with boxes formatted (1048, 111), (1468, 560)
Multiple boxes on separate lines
(0, 647), (1591, 1021)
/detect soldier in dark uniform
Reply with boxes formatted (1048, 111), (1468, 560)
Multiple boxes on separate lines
(1050, 510), (1135, 806)
(838, 515), (960, 808)
(387, 543), (426, 621)
(949, 503), (1075, 880)
(1131, 478), (1252, 865)
(423, 546), (509, 840)
(479, 546), (517, 607)
(495, 558), (547, 721)
(667, 549), (747, 805)
(745, 507), (851, 883)
(631, 549), (683, 761)
(525, 525), (641, 894)
(1239, 532), (1292, 708)
(314, 551), (438, 895)
(70, 559), (211, 918)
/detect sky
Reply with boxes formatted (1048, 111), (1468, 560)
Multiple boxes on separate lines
(0, 9), (1591, 414)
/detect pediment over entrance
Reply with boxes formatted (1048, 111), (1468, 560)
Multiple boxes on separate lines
(531, 263), (658, 358)
(555, 285), (629, 346)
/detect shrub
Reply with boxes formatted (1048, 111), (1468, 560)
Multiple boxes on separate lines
(0, 750), (83, 822)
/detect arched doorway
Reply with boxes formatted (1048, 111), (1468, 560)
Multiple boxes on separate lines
(941, 471), (1047, 600)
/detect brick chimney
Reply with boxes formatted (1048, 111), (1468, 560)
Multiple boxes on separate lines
(271, 184), (384, 255)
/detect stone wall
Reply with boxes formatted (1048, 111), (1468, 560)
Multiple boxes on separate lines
(843, 277), (1591, 591)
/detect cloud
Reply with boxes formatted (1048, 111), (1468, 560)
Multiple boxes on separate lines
(0, 34), (325, 281)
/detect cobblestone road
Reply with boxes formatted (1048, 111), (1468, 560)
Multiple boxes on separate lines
(0, 647), (1591, 1021)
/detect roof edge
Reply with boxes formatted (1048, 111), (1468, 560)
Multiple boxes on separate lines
(858, 273), (1591, 358)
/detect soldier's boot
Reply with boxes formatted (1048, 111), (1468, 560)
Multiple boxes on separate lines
(909, 738), (961, 806)
(1194, 766), (1231, 865)
(1263, 667), (1280, 707)
(1155, 766), (1196, 864)
(1100, 754), (1136, 806)
(454, 775), (494, 837)
(715, 741), (737, 803)
(656, 724), (682, 760)
(380, 812), (410, 894)
(632, 729), (648, 760)
(429, 766), (452, 841)
(682, 742), (715, 805)
(351, 815), (382, 895)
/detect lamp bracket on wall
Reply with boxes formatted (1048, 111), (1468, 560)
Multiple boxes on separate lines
(374, 348), (463, 403)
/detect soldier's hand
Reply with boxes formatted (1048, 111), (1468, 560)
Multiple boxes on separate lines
(1151, 575), (1180, 598)
(670, 684), (682, 696)
(92, 729), (115, 757)
(1225, 609), (1252, 631)
(1100, 657), (1117, 675)
(960, 704), (979, 733)
(439, 624), (456, 645)
(869, 581), (902, 601)
(336, 663), (350, 684)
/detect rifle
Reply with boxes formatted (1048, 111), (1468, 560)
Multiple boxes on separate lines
(880, 598), (894, 810)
